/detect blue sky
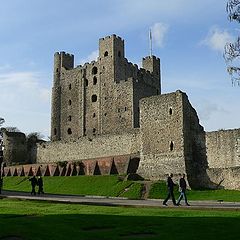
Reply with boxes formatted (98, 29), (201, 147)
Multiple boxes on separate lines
(0, 0), (239, 138)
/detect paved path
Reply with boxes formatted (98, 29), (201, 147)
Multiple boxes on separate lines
(1, 190), (240, 210)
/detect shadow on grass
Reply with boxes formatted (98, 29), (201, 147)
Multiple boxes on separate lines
(0, 213), (239, 240)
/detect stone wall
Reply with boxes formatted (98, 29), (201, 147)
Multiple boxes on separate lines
(37, 130), (140, 164)
(3, 131), (27, 165)
(207, 167), (240, 190)
(51, 35), (161, 142)
(137, 91), (187, 180)
(206, 129), (240, 168)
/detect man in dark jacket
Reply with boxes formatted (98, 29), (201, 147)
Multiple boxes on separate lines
(29, 176), (38, 195)
(0, 177), (3, 194)
(37, 176), (44, 194)
(163, 173), (177, 206)
(176, 173), (190, 206)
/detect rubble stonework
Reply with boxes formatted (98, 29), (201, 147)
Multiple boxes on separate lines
(2, 35), (240, 189)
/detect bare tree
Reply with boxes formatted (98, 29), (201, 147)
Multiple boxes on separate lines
(0, 118), (4, 126)
(4, 127), (21, 132)
(224, 0), (240, 85)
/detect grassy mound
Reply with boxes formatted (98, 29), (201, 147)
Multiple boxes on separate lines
(148, 181), (240, 202)
(2, 176), (143, 199)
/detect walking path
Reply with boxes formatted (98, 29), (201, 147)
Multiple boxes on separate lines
(1, 190), (240, 210)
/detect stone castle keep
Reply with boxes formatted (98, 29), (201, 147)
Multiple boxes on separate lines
(2, 34), (240, 189)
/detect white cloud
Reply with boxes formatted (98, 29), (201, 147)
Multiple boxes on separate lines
(201, 27), (234, 52)
(78, 50), (99, 65)
(0, 69), (51, 136)
(151, 22), (169, 48)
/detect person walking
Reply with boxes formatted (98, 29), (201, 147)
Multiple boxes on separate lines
(163, 173), (177, 206)
(29, 176), (38, 195)
(37, 176), (44, 194)
(176, 173), (190, 206)
(0, 177), (3, 194)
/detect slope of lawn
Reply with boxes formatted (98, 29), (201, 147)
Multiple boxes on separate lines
(2, 176), (143, 199)
(3, 177), (240, 202)
(148, 181), (240, 202)
(0, 198), (240, 240)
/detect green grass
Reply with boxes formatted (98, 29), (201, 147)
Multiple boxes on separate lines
(2, 176), (142, 199)
(3, 177), (240, 202)
(0, 198), (240, 240)
(148, 181), (240, 202)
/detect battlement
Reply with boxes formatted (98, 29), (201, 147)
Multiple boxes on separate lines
(99, 34), (123, 42)
(54, 51), (74, 58)
(143, 55), (160, 61)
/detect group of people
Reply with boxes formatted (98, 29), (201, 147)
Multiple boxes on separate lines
(163, 173), (190, 206)
(29, 176), (44, 195)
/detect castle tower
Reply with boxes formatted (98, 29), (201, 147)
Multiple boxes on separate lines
(51, 52), (74, 141)
(142, 56), (161, 93)
(99, 34), (125, 83)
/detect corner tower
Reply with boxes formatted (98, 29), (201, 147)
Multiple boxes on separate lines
(142, 56), (161, 93)
(99, 34), (125, 83)
(51, 52), (74, 141)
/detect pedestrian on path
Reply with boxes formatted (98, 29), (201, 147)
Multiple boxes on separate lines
(29, 176), (38, 195)
(0, 177), (3, 194)
(163, 173), (177, 206)
(37, 176), (44, 194)
(176, 173), (190, 206)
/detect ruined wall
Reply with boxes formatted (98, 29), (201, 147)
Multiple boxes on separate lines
(207, 167), (240, 190)
(37, 130), (140, 164)
(206, 129), (240, 168)
(137, 91), (187, 180)
(3, 131), (27, 165)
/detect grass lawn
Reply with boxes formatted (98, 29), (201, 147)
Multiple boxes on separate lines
(148, 181), (240, 202)
(0, 198), (240, 240)
(2, 176), (143, 199)
(3, 176), (240, 202)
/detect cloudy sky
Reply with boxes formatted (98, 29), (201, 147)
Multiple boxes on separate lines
(0, 0), (239, 138)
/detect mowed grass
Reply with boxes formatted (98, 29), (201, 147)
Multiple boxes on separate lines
(2, 176), (143, 199)
(3, 176), (240, 202)
(0, 198), (240, 240)
(148, 181), (240, 202)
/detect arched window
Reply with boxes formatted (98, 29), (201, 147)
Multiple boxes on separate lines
(93, 76), (97, 85)
(85, 79), (88, 87)
(93, 113), (96, 118)
(69, 84), (72, 90)
(170, 141), (174, 151)
(67, 128), (72, 135)
(69, 100), (72, 106)
(91, 95), (97, 102)
(93, 128), (96, 134)
(92, 66), (98, 75)
(104, 51), (108, 57)
(54, 128), (57, 135)
(68, 116), (72, 121)
(169, 108), (173, 115)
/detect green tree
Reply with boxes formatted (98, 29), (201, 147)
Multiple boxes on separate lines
(224, 0), (240, 85)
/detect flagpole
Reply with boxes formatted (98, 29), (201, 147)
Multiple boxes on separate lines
(149, 29), (152, 57)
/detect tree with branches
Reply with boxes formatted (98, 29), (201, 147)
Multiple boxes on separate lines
(224, 0), (240, 85)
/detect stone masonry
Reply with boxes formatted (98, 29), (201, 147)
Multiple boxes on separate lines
(3, 34), (240, 190)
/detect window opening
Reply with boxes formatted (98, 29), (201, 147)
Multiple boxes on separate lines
(91, 95), (97, 102)
(67, 128), (72, 135)
(93, 76), (97, 85)
(92, 66), (98, 75)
